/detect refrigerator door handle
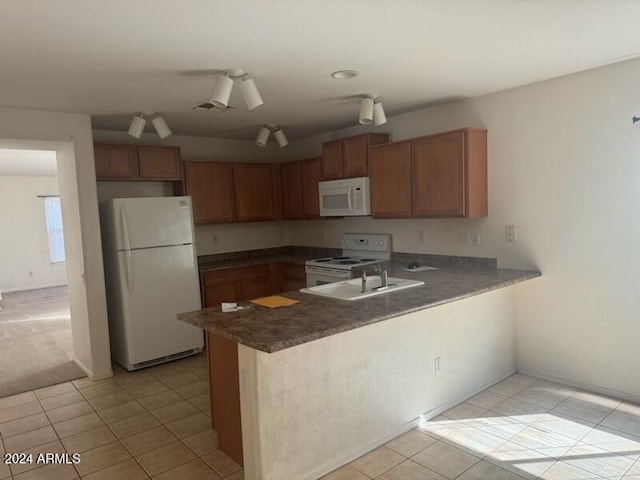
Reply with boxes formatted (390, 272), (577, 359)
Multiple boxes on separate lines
(120, 208), (134, 294)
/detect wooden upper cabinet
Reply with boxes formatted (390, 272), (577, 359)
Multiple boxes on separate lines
(232, 164), (275, 222)
(281, 158), (321, 219)
(412, 128), (487, 218)
(300, 157), (321, 218)
(137, 146), (182, 180)
(271, 164), (283, 221)
(343, 135), (369, 178)
(369, 141), (413, 218)
(321, 140), (343, 180)
(281, 162), (302, 219)
(183, 161), (235, 224)
(94, 144), (137, 179)
(321, 133), (389, 180)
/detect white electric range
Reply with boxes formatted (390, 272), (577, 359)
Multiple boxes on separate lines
(305, 233), (391, 287)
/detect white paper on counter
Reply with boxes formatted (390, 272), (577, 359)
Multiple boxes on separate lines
(221, 302), (251, 312)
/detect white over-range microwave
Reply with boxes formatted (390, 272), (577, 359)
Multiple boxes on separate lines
(318, 176), (371, 217)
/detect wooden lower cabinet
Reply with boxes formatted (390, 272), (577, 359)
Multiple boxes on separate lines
(201, 265), (271, 308)
(281, 263), (306, 291)
(202, 261), (305, 466)
(206, 332), (243, 466)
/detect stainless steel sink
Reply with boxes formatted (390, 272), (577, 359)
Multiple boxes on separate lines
(300, 275), (425, 301)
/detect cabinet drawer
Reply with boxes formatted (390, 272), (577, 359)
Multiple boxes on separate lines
(202, 268), (244, 286)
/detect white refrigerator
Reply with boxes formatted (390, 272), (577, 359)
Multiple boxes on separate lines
(100, 196), (204, 371)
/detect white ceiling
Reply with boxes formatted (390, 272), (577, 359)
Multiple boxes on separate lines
(1, 1), (640, 141)
(0, 150), (57, 176)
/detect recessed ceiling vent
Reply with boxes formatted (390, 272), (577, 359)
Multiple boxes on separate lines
(192, 102), (236, 112)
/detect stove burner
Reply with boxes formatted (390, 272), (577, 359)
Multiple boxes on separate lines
(333, 256), (350, 260)
(339, 260), (359, 265)
(314, 258), (332, 262)
(360, 258), (377, 262)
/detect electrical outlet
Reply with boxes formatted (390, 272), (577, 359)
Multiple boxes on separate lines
(418, 230), (425, 243)
(457, 232), (470, 246)
(505, 225), (517, 242)
(211, 235), (219, 245)
(434, 356), (442, 376)
(470, 232), (481, 246)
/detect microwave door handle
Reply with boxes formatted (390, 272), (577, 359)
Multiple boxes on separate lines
(348, 188), (354, 210)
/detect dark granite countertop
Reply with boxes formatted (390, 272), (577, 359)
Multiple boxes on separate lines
(198, 254), (310, 273)
(179, 263), (541, 353)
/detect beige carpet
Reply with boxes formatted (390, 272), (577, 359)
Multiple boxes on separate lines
(0, 286), (86, 398)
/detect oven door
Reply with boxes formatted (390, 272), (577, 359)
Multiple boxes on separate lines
(305, 266), (350, 287)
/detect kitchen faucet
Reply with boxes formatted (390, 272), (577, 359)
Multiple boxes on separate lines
(360, 264), (393, 293)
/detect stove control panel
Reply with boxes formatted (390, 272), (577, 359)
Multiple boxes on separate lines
(340, 233), (391, 252)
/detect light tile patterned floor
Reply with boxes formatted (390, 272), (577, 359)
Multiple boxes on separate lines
(2, 363), (640, 480)
(323, 374), (640, 480)
(0, 353), (242, 480)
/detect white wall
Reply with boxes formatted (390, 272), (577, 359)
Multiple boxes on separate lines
(0, 176), (68, 291)
(0, 107), (112, 380)
(239, 287), (517, 480)
(286, 58), (640, 400)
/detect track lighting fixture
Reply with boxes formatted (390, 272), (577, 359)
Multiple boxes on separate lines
(210, 69), (264, 111)
(128, 114), (146, 139)
(359, 97), (374, 125)
(373, 101), (387, 126)
(256, 126), (271, 147)
(127, 113), (172, 139)
(273, 128), (288, 147)
(256, 124), (288, 148)
(151, 115), (172, 139)
(358, 95), (387, 126)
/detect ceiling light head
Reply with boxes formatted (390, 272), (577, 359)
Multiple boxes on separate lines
(256, 126), (271, 147)
(373, 101), (387, 126)
(151, 115), (172, 139)
(273, 128), (288, 148)
(128, 114), (146, 139)
(331, 70), (359, 80)
(210, 73), (234, 109)
(239, 76), (264, 110)
(358, 96), (374, 125)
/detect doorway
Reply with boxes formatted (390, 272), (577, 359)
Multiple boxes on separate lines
(0, 149), (85, 396)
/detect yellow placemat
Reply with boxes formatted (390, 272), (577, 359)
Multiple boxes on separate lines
(250, 295), (300, 308)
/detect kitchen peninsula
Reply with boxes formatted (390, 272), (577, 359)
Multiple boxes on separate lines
(178, 264), (540, 480)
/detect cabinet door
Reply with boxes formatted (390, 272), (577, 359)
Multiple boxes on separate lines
(233, 164), (275, 222)
(184, 161), (235, 224)
(204, 283), (241, 308)
(281, 263), (306, 292)
(137, 146), (182, 180)
(300, 157), (321, 218)
(281, 161), (302, 219)
(241, 278), (272, 301)
(343, 135), (368, 178)
(412, 131), (465, 217)
(271, 164), (283, 221)
(369, 141), (413, 218)
(94, 144), (137, 179)
(321, 140), (343, 180)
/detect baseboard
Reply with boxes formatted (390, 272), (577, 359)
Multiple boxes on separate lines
(517, 368), (640, 404)
(72, 357), (113, 381)
(3, 283), (68, 293)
